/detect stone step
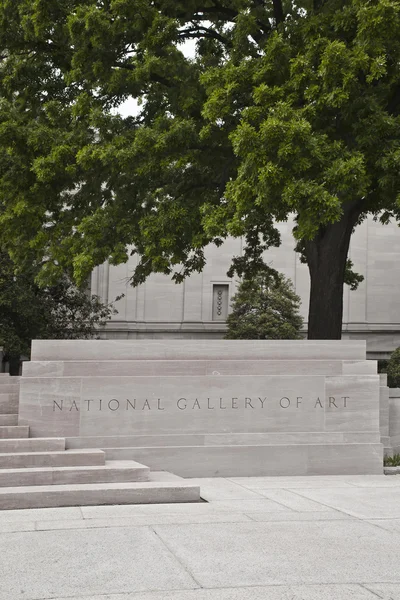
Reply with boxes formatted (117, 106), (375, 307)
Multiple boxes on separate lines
(0, 449), (105, 468)
(0, 375), (19, 383)
(0, 393), (19, 413)
(0, 438), (65, 453)
(67, 431), (380, 450)
(0, 415), (18, 426)
(0, 480), (201, 509)
(0, 426), (29, 439)
(0, 460), (150, 487)
(0, 384), (20, 393)
(148, 471), (184, 482)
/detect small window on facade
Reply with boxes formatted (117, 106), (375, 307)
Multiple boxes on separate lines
(212, 284), (230, 321)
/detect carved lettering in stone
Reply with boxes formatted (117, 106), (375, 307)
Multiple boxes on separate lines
(177, 398), (187, 410)
(52, 394), (351, 413)
(329, 397), (338, 408)
(280, 397), (290, 409)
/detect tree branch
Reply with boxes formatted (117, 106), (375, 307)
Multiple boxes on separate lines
(175, 2), (271, 50)
(113, 62), (172, 87)
(192, 4), (238, 20)
(272, 0), (284, 24)
(178, 26), (232, 47)
(173, 3), (238, 22)
(249, 0), (273, 34)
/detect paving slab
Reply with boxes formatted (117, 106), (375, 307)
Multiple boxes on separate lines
(347, 476), (400, 488)
(0, 506), (83, 523)
(288, 486), (400, 519)
(80, 499), (289, 519)
(0, 528), (199, 599)
(194, 498), (298, 512)
(245, 510), (355, 522)
(80, 502), (231, 519)
(227, 476), (361, 489)
(0, 521), (36, 533)
(36, 513), (253, 531)
(255, 489), (340, 512)
(185, 478), (262, 500)
(366, 518), (400, 534)
(364, 583), (400, 598)
(152, 520), (400, 587)
(30, 584), (384, 600)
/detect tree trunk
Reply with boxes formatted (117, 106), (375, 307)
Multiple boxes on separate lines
(304, 206), (361, 340)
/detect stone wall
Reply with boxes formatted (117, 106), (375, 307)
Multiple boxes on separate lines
(19, 339), (383, 477)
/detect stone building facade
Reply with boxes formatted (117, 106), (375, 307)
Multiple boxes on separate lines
(92, 216), (400, 358)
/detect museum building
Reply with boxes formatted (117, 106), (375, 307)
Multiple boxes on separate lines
(92, 216), (400, 359)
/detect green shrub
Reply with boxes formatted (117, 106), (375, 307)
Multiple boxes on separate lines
(384, 454), (400, 467)
(225, 272), (304, 340)
(378, 359), (389, 374)
(386, 348), (400, 388)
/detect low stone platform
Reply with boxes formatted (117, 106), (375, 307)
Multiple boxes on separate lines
(0, 374), (201, 509)
(19, 340), (385, 476)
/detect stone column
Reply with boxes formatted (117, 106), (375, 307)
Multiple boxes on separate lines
(388, 388), (400, 456)
(379, 373), (390, 454)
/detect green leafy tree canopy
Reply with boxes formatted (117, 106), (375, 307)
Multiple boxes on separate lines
(225, 272), (304, 340)
(0, 251), (115, 373)
(0, 0), (399, 339)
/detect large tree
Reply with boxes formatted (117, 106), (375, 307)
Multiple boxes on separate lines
(0, 0), (399, 338)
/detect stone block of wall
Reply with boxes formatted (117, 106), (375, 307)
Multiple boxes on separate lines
(19, 340), (382, 476)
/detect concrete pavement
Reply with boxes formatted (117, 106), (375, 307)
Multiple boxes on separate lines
(1, 475), (400, 600)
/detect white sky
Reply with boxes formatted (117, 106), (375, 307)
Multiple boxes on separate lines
(115, 39), (197, 118)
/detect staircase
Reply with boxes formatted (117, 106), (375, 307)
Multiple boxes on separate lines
(0, 374), (200, 510)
